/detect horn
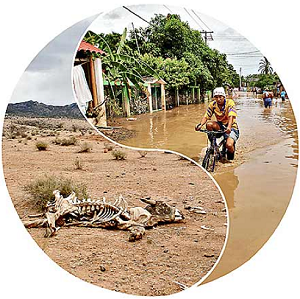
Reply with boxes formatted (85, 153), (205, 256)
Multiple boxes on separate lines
(140, 197), (156, 205)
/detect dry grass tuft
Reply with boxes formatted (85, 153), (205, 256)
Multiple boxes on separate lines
(35, 141), (48, 151)
(78, 142), (93, 153)
(24, 175), (89, 211)
(111, 150), (127, 160)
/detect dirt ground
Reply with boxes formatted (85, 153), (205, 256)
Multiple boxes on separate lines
(2, 116), (227, 296)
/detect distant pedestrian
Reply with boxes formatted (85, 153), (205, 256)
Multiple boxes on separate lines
(281, 90), (286, 101)
(263, 90), (273, 108)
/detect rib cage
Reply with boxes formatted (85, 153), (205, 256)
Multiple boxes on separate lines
(58, 194), (129, 224)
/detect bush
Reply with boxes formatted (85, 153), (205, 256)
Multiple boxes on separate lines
(74, 157), (83, 170)
(72, 124), (78, 132)
(24, 175), (89, 211)
(104, 142), (115, 151)
(111, 150), (127, 160)
(78, 142), (92, 153)
(53, 136), (77, 146)
(138, 150), (148, 158)
(36, 141), (48, 151)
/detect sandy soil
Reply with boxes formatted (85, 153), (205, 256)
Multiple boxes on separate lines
(2, 116), (227, 296)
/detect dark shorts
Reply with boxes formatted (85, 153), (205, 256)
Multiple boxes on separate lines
(264, 98), (272, 108)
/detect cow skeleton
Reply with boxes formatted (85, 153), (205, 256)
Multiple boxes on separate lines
(24, 190), (184, 241)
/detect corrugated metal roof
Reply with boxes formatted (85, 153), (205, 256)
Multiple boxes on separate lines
(78, 40), (105, 55)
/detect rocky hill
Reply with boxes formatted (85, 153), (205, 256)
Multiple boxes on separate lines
(6, 101), (84, 119)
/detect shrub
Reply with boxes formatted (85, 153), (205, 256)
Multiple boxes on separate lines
(74, 157), (83, 170)
(24, 175), (89, 211)
(53, 136), (77, 146)
(36, 141), (48, 151)
(111, 150), (127, 160)
(60, 136), (77, 146)
(53, 137), (62, 145)
(78, 142), (92, 153)
(72, 124), (78, 132)
(104, 142), (114, 151)
(138, 150), (148, 158)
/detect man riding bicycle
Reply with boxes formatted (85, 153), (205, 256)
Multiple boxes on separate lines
(195, 87), (239, 160)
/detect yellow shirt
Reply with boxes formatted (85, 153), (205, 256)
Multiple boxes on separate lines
(204, 99), (238, 129)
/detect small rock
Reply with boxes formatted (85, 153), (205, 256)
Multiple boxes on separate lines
(100, 265), (106, 272)
(204, 253), (215, 258)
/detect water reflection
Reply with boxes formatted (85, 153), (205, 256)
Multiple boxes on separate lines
(215, 170), (239, 209)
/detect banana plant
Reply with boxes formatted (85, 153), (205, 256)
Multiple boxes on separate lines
(84, 28), (159, 105)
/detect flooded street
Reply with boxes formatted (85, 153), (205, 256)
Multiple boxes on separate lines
(111, 92), (298, 281)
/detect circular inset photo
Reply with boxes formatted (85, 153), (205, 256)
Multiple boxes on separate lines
(2, 2), (298, 297)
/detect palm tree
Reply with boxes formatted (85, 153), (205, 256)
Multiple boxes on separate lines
(258, 57), (273, 75)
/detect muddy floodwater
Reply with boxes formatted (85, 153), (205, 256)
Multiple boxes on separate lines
(109, 92), (298, 281)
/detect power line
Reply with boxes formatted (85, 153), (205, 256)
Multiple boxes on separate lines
(191, 9), (212, 31)
(122, 6), (151, 25)
(228, 55), (263, 58)
(163, 5), (173, 13)
(190, 9), (213, 43)
(227, 50), (260, 55)
(184, 8), (204, 30)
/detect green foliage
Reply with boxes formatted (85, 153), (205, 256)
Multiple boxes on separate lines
(24, 175), (89, 211)
(258, 57), (273, 75)
(85, 13), (240, 104)
(128, 14), (239, 91)
(246, 73), (280, 90)
(84, 28), (159, 104)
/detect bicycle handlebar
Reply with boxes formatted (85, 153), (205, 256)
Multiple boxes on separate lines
(199, 129), (227, 134)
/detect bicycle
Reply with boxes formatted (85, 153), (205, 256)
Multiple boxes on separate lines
(199, 129), (227, 172)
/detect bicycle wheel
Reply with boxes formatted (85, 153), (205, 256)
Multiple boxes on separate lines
(202, 149), (216, 172)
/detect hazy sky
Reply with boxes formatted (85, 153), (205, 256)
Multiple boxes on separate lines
(10, 4), (263, 106)
(10, 14), (99, 105)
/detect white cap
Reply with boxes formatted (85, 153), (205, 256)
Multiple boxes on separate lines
(213, 87), (226, 97)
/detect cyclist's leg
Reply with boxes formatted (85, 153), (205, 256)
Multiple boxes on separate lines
(226, 129), (239, 160)
(206, 121), (221, 131)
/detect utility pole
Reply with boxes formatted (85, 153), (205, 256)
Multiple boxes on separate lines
(200, 31), (214, 45)
(131, 22), (141, 55)
(239, 67), (242, 90)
